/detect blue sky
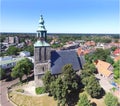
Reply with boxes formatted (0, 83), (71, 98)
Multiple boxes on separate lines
(1, 0), (119, 33)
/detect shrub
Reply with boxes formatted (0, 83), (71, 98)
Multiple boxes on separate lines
(35, 87), (45, 94)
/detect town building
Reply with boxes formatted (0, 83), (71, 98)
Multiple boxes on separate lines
(34, 15), (85, 87)
(94, 60), (113, 79)
(0, 56), (24, 70)
(84, 41), (96, 47)
(4, 36), (20, 44)
(113, 48), (120, 56)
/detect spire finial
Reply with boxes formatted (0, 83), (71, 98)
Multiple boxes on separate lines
(39, 15), (44, 24)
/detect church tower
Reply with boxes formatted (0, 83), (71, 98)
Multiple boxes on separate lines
(34, 15), (51, 87)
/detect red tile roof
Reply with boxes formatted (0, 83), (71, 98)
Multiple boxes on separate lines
(85, 41), (96, 46)
(113, 48), (120, 55)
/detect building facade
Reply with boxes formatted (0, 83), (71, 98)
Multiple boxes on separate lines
(34, 15), (85, 87)
(34, 15), (51, 87)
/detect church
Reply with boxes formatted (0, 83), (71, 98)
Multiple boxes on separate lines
(34, 15), (85, 87)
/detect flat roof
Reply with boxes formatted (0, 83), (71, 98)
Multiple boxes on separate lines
(0, 57), (25, 65)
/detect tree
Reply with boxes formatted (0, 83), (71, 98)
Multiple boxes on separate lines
(111, 46), (117, 51)
(77, 93), (91, 106)
(11, 58), (33, 82)
(94, 48), (110, 61)
(85, 76), (102, 98)
(50, 76), (67, 106)
(11, 62), (24, 82)
(83, 63), (96, 73)
(81, 69), (93, 80)
(6, 46), (20, 55)
(113, 60), (120, 79)
(0, 68), (5, 80)
(62, 64), (78, 90)
(48, 64), (79, 106)
(42, 71), (55, 93)
(104, 92), (119, 106)
(21, 58), (33, 79)
(106, 56), (114, 65)
(23, 45), (34, 56)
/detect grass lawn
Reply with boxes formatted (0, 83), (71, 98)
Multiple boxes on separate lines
(9, 91), (57, 106)
(9, 90), (106, 106)
(90, 97), (106, 106)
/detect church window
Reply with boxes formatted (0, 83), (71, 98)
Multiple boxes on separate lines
(42, 67), (44, 72)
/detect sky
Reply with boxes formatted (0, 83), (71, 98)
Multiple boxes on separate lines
(1, 0), (119, 33)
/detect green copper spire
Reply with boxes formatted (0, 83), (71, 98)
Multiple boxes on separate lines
(37, 15), (46, 31)
(34, 40), (50, 47)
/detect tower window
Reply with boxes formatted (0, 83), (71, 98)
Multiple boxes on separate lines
(42, 67), (44, 72)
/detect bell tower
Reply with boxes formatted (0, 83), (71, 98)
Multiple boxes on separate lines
(37, 15), (47, 41)
(34, 15), (51, 87)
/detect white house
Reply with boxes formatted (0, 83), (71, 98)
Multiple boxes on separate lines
(20, 51), (30, 57)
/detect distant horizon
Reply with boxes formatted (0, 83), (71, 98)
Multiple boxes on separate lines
(1, 0), (119, 33)
(1, 32), (119, 35)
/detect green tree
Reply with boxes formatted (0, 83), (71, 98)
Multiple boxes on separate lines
(111, 46), (117, 51)
(23, 45), (34, 56)
(106, 56), (114, 65)
(85, 76), (102, 98)
(11, 58), (33, 82)
(50, 77), (67, 106)
(83, 63), (96, 73)
(113, 60), (120, 79)
(62, 64), (78, 90)
(49, 64), (79, 106)
(21, 58), (33, 79)
(77, 93), (91, 106)
(104, 92), (119, 106)
(94, 49), (110, 61)
(42, 71), (55, 93)
(81, 69), (93, 81)
(11, 62), (24, 82)
(0, 68), (6, 80)
(6, 46), (20, 55)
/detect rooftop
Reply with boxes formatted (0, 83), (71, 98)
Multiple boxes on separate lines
(94, 60), (113, 77)
(0, 57), (25, 65)
(50, 50), (83, 74)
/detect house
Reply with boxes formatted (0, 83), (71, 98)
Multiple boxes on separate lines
(77, 47), (90, 56)
(84, 41), (96, 46)
(96, 43), (105, 49)
(20, 51), (30, 57)
(63, 42), (79, 50)
(94, 60), (113, 79)
(113, 48), (120, 56)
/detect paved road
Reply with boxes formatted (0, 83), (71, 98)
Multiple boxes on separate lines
(95, 74), (113, 92)
(0, 79), (19, 106)
(0, 71), (34, 106)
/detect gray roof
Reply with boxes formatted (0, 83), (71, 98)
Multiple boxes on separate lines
(50, 50), (83, 74)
